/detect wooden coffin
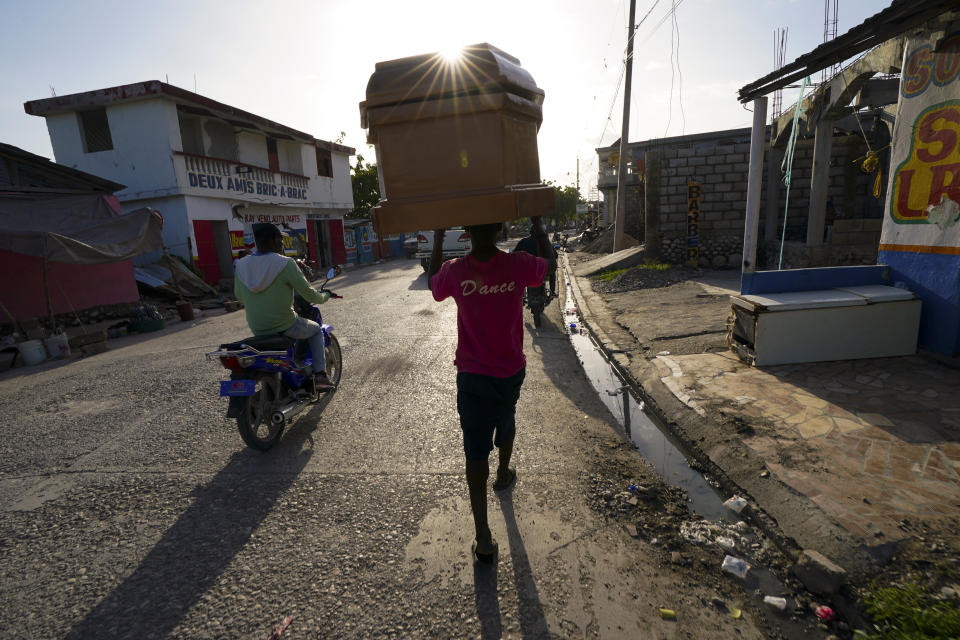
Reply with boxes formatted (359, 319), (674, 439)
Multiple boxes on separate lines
(360, 43), (554, 234)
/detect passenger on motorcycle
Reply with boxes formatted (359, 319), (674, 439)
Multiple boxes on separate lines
(513, 224), (557, 298)
(234, 223), (335, 389)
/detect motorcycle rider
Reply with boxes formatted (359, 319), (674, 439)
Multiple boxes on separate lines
(514, 224), (557, 298)
(234, 223), (335, 390)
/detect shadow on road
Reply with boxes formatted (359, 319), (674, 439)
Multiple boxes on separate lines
(498, 492), (550, 639)
(409, 270), (430, 290)
(474, 562), (502, 640)
(63, 398), (331, 639)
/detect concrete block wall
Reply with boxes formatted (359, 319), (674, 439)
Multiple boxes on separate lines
(655, 139), (757, 267)
(765, 135), (885, 247)
(651, 133), (885, 268)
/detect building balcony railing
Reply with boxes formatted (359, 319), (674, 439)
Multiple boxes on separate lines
(597, 167), (641, 189)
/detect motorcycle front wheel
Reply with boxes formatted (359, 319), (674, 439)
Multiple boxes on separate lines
(237, 376), (285, 450)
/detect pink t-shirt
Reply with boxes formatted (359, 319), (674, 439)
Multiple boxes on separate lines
(431, 251), (547, 378)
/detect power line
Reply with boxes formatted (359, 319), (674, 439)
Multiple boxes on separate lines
(599, 0), (662, 147)
(673, 0), (685, 135)
(665, 0), (676, 136)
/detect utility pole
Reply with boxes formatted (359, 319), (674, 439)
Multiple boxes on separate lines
(576, 157), (580, 195)
(613, 0), (637, 253)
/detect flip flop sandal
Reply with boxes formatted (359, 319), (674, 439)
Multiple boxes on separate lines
(493, 468), (518, 492)
(471, 538), (499, 564)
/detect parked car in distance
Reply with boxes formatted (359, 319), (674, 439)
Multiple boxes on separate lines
(415, 228), (471, 271)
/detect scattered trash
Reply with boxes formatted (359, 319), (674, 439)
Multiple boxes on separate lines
(130, 304), (163, 322)
(570, 322), (578, 330)
(716, 536), (736, 551)
(723, 495), (748, 513)
(628, 484), (637, 492)
(627, 496), (639, 506)
(624, 524), (638, 537)
(763, 595), (787, 611)
(760, 470), (770, 478)
(721, 555), (751, 578)
(814, 605), (836, 621)
(681, 520), (749, 549)
(267, 615), (292, 640)
(730, 607), (742, 619)
(658, 350), (670, 356)
(658, 608), (677, 621)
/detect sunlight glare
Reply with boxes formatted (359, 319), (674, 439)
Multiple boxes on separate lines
(439, 45), (463, 64)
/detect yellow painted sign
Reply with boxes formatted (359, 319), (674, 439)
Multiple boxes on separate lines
(890, 102), (960, 224)
(882, 31), (960, 251)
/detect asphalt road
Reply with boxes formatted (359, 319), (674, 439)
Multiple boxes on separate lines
(0, 259), (766, 639)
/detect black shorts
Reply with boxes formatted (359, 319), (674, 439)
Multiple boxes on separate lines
(456, 368), (526, 461)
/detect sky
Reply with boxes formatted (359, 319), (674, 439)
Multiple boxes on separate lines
(0, 0), (887, 195)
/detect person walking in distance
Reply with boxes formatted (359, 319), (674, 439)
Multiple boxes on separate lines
(428, 217), (550, 562)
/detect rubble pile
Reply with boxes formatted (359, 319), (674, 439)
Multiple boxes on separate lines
(591, 266), (689, 294)
(661, 235), (743, 268)
(580, 229), (639, 254)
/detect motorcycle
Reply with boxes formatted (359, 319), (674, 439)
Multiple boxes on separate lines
(208, 267), (343, 450)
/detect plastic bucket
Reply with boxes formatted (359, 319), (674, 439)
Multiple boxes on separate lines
(17, 339), (47, 366)
(44, 334), (70, 359)
(176, 301), (194, 321)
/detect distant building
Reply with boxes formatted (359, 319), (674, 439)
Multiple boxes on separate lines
(25, 81), (355, 285)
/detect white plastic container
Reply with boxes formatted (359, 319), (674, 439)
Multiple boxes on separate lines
(721, 555), (751, 578)
(17, 339), (47, 366)
(44, 334), (70, 359)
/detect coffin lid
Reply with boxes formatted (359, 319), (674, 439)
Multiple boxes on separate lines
(360, 43), (543, 127)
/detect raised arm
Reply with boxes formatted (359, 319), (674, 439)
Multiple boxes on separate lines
(426, 228), (446, 292)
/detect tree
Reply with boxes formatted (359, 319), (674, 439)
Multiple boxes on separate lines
(349, 154), (380, 219)
(552, 184), (582, 222)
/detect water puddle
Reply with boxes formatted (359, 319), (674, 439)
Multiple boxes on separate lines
(562, 288), (732, 521)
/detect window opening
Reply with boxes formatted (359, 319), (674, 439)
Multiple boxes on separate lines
(79, 108), (113, 153)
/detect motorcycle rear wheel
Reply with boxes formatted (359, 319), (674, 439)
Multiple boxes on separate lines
(237, 376), (285, 450)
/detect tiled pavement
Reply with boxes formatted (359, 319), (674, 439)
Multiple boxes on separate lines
(652, 351), (960, 544)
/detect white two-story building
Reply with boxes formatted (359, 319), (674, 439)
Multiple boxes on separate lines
(25, 80), (355, 285)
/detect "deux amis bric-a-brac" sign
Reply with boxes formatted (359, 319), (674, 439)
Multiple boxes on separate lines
(186, 171), (308, 201)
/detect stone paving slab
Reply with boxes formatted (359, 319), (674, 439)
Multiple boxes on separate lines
(564, 252), (960, 573)
(653, 345), (960, 545)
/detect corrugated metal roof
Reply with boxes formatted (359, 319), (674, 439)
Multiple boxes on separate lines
(0, 143), (125, 193)
(738, 0), (957, 103)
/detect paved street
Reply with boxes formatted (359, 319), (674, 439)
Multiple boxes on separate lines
(0, 259), (778, 640)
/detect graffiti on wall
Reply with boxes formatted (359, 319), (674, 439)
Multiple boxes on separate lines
(686, 181), (701, 267)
